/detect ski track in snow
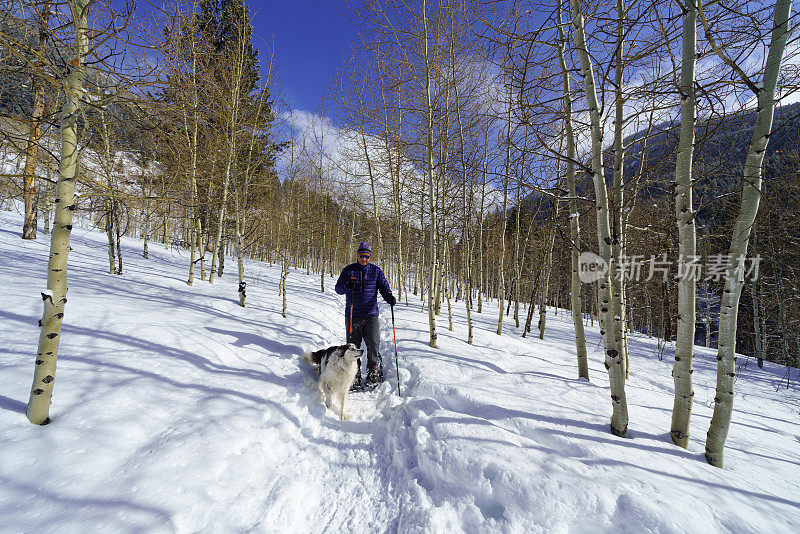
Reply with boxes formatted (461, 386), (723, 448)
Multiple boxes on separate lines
(1, 205), (799, 533)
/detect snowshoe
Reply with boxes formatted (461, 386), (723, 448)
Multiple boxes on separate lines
(363, 364), (384, 391)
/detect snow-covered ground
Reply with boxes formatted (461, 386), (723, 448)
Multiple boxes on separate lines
(1, 205), (799, 533)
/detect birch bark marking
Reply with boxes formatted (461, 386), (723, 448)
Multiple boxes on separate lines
(569, 0), (628, 436)
(701, 0), (792, 468)
(670, 0), (698, 449)
(27, 0), (92, 425)
(557, 0), (588, 379)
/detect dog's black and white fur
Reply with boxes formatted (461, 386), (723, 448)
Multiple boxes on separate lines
(302, 343), (364, 420)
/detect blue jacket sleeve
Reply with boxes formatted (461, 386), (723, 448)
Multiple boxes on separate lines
(335, 267), (349, 295)
(376, 267), (393, 302)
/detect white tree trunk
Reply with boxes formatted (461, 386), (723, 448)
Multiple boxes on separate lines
(27, 0), (90, 425)
(557, 2), (588, 379)
(610, 0), (628, 379)
(422, 0), (438, 348)
(670, 0), (698, 449)
(22, 1), (52, 240)
(497, 85), (512, 336)
(703, 0), (792, 468)
(184, 33), (202, 286)
(751, 277), (764, 368)
(539, 198), (557, 340)
(570, 0), (628, 436)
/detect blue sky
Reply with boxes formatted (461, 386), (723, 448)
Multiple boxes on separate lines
(248, 0), (358, 114)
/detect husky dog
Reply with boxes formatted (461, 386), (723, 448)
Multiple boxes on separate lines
(302, 343), (365, 420)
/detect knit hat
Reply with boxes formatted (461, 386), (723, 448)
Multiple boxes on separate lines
(357, 242), (372, 255)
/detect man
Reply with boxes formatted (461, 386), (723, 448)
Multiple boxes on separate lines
(335, 242), (396, 390)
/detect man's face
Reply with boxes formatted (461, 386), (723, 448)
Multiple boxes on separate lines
(357, 253), (371, 266)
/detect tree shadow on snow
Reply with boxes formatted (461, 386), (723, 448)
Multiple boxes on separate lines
(0, 309), (304, 399)
(0, 394), (26, 414)
(205, 327), (302, 358)
(0, 477), (172, 528)
(584, 457), (800, 510)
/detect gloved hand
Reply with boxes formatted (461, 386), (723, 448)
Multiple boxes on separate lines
(386, 294), (396, 306)
(345, 278), (358, 292)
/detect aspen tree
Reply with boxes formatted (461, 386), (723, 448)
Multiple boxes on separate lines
(539, 193), (557, 340)
(141, 151), (153, 259)
(449, 19), (474, 343)
(569, 0), (629, 436)
(556, 0), (588, 379)
(700, 0), (793, 467)
(513, 152), (523, 329)
(382, 80), (406, 303)
(209, 10), (248, 286)
(610, 0), (628, 378)
(317, 105), (327, 293)
(179, 14), (202, 286)
(232, 159), (246, 306)
(477, 137), (488, 315)
(27, 0), (92, 425)
(93, 75), (120, 275)
(104, 187), (116, 274)
(22, 0), (52, 240)
(422, 0), (438, 348)
(497, 70), (513, 336)
(750, 270), (764, 368)
(670, 0), (698, 449)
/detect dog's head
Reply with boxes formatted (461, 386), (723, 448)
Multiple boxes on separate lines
(343, 343), (365, 362)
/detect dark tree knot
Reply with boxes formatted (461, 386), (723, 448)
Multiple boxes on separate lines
(670, 429), (687, 440)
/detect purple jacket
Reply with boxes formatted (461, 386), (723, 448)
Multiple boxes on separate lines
(335, 262), (393, 318)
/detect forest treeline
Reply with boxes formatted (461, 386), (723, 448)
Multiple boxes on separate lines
(0, 0), (798, 468)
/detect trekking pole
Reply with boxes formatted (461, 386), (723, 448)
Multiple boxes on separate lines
(348, 277), (355, 343)
(391, 303), (400, 396)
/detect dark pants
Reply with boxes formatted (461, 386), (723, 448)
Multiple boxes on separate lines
(346, 315), (381, 374)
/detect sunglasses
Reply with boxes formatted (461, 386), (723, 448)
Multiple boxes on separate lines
(358, 254), (371, 259)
